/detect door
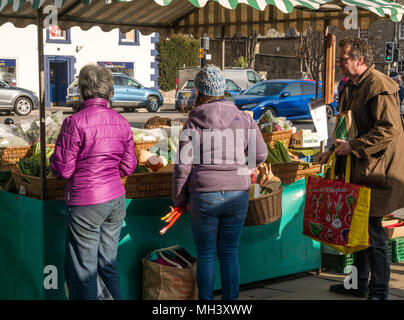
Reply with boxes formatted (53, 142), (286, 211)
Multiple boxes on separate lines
(0, 80), (13, 108)
(49, 61), (68, 106)
(300, 82), (319, 117)
(278, 82), (304, 117)
(119, 76), (143, 104)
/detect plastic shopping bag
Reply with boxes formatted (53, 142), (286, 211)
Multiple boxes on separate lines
(303, 152), (371, 254)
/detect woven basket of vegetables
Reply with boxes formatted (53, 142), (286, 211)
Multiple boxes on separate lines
(121, 171), (173, 199)
(12, 171), (66, 200)
(271, 162), (321, 185)
(245, 186), (283, 226)
(261, 129), (293, 148)
(0, 145), (31, 172)
(134, 141), (158, 159)
(0, 144), (55, 172)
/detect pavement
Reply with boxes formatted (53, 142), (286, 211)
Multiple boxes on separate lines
(217, 262), (404, 300)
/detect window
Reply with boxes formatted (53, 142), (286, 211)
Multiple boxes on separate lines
(301, 82), (316, 95)
(400, 23), (404, 40)
(247, 71), (260, 84)
(114, 76), (123, 86)
(284, 83), (302, 96)
(226, 79), (240, 91)
(46, 26), (71, 44)
(358, 28), (369, 40)
(244, 83), (266, 95)
(185, 80), (194, 89)
(120, 76), (140, 88)
(119, 29), (139, 46)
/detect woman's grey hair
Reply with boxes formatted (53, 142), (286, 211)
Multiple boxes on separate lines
(78, 64), (114, 101)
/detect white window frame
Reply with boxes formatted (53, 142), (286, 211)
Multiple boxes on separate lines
(399, 23), (404, 40)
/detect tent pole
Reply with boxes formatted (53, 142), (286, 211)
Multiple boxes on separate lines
(36, 8), (46, 201)
(221, 25), (225, 71)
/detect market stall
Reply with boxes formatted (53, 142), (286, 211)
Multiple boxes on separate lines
(1, 0), (404, 300)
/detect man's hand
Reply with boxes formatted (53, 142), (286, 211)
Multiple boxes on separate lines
(335, 139), (352, 155)
(317, 150), (332, 165)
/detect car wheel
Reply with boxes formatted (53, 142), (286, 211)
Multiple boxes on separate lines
(14, 97), (32, 116)
(264, 106), (277, 117)
(326, 105), (334, 120)
(146, 96), (160, 112)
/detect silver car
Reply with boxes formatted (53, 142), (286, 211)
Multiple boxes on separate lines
(0, 80), (39, 116)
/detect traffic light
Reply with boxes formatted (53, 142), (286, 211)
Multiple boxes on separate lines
(394, 47), (400, 62)
(385, 42), (394, 63)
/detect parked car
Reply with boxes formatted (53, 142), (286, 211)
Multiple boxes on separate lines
(175, 78), (243, 111)
(0, 80), (38, 116)
(233, 79), (338, 121)
(66, 73), (164, 112)
(176, 67), (262, 93)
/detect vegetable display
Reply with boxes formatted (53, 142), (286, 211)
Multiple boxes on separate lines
(17, 142), (54, 177)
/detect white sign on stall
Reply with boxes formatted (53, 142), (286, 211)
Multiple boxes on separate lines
(308, 99), (328, 142)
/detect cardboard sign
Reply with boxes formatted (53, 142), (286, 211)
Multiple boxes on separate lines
(309, 99), (328, 142)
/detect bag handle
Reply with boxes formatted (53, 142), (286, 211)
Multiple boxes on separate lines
(323, 151), (351, 184)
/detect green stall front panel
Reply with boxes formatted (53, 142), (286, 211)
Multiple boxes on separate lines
(0, 179), (320, 300)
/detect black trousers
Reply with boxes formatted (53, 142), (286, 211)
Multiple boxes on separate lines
(354, 217), (390, 299)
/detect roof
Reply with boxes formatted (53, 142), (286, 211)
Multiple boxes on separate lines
(0, 0), (404, 37)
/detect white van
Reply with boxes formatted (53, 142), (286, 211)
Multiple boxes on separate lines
(176, 67), (262, 92)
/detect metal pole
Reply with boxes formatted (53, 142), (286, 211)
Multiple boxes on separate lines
(221, 26), (225, 71)
(36, 8), (46, 200)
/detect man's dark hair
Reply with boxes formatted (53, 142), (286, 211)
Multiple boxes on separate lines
(339, 38), (373, 66)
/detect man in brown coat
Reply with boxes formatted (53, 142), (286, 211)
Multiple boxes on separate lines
(318, 38), (404, 300)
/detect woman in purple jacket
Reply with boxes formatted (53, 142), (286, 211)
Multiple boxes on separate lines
(172, 65), (268, 300)
(50, 64), (137, 300)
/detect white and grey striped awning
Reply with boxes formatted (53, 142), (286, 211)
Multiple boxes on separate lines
(0, 0), (403, 37)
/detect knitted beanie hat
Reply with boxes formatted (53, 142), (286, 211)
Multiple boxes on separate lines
(194, 64), (225, 97)
(390, 71), (400, 81)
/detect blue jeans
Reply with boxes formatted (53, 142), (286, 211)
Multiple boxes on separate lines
(64, 195), (126, 300)
(354, 217), (390, 299)
(189, 190), (249, 300)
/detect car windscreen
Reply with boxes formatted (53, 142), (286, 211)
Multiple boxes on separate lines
(0, 80), (9, 88)
(184, 80), (194, 89)
(243, 82), (286, 96)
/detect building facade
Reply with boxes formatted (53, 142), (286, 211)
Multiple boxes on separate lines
(0, 23), (158, 107)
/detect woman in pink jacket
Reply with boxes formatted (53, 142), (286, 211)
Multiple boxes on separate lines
(50, 64), (137, 300)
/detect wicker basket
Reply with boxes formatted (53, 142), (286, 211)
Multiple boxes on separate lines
(121, 171), (172, 199)
(245, 187), (283, 226)
(261, 129), (293, 148)
(134, 140), (159, 159)
(0, 144), (55, 172)
(271, 162), (321, 185)
(11, 171), (66, 200)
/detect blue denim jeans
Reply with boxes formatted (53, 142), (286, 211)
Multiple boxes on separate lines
(189, 190), (249, 300)
(64, 195), (126, 300)
(354, 217), (390, 299)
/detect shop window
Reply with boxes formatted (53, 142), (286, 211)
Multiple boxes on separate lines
(119, 30), (139, 46)
(97, 62), (134, 78)
(358, 28), (368, 40)
(46, 26), (71, 44)
(0, 59), (17, 86)
(400, 23), (404, 40)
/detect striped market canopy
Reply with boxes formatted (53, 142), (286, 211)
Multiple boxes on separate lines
(0, 0), (404, 37)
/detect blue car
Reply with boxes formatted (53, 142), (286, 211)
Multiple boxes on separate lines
(66, 73), (164, 112)
(175, 79), (243, 111)
(233, 79), (338, 121)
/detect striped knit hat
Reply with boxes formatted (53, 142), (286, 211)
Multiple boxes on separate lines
(194, 64), (225, 97)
